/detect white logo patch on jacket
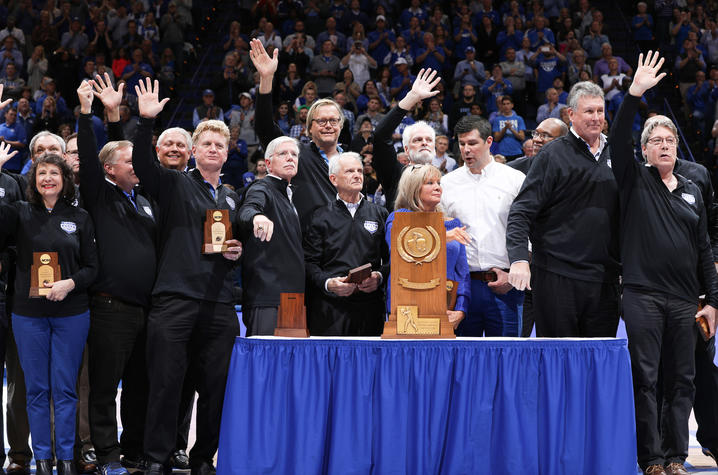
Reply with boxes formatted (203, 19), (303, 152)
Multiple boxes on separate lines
(143, 205), (153, 216)
(60, 221), (77, 234)
(226, 196), (236, 210)
(0, 187), (5, 198)
(682, 193), (696, 204)
(364, 221), (378, 234)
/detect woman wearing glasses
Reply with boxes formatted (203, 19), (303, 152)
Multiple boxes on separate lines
(610, 51), (718, 475)
(385, 164), (471, 329)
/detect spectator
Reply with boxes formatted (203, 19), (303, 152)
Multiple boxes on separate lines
(89, 19), (113, 61)
(367, 15), (395, 66)
(279, 62), (304, 102)
(423, 97), (448, 136)
(0, 63), (24, 101)
(497, 16), (524, 60)
(701, 18), (718, 67)
(482, 64), (513, 116)
(427, 5), (450, 33)
(16, 96), (35, 140)
(632, 2), (655, 53)
(399, 0), (426, 30)
(192, 89), (224, 128)
(121, 48), (154, 96)
(289, 105), (311, 144)
(293, 81), (318, 111)
(241, 157), (266, 187)
(573, 0), (593, 33)
(582, 20), (609, 59)
(491, 95), (526, 160)
(340, 39), (376, 89)
(687, 70), (712, 129)
(527, 16), (556, 50)
(453, 13), (478, 61)
(31, 10), (58, 53)
(676, 37), (707, 98)
(34, 78), (68, 119)
(454, 46), (485, 88)
(35, 94), (60, 133)
(118, 105), (136, 139)
(415, 32), (445, 72)
(111, 47), (130, 79)
(600, 58), (627, 102)
(333, 89), (355, 139)
(341, 0), (370, 33)
(0, 36), (22, 74)
(138, 12), (160, 50)
(477, 16), (499, 66)
(0, 16), (25, 47)
(221, 125), (249, 190)
(257, 21), (282, 51)
(349, 117), (373, 154)
(316, 17), (346, 56)
(121, 19), (143, 53)
(283, 19), (316, 51)
(160, 2), (187, 72)
(356, 79), (386, 115)
(0, 107), (26, 170)
(500, 47), (526, 104)
(389, 57), (415, 101)
(593, 43), (633, 79)
(434, 25), (454, 65)
(670, 8), (698, 51)
(433, 134), (456, 173)
(279, 31), (312, 74)
(60, 17), (88, 56)
(556, 15), (580, 47)
(337, 69), (360, 104)
(450, 84), (481, 133)
(212, 52), (252, 110)
(567, 48), (591, 86)
(354, 96), (385, 134)
(536, 87), (567, 123)
(532, 44), (566, 103)
(310, 39), (340, 97)
(383, 35), (413, 71)
(401, 16), (424, 57)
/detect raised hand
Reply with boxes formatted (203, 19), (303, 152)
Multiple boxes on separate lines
(249, 38), (278, 78)
(92, 72), (124, 112)
(628, 50), (666, 97)
(77, 80), (94, 114)
(410, 68), (441, 101)
(0, 141), (18, 170)
(135, 77), (169, 119)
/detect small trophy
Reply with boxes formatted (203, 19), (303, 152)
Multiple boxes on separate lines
(203, 209), (232, 254)
(30, 252), (61, 298)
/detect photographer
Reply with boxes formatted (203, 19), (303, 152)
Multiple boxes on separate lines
(340, 40), (376, 95)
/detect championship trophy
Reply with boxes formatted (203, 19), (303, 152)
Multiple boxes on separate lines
(274, 293), (310, 337)
(382, 212), (455, 338)
(203, 209), (232, 253)
(30, 252), (61, 298)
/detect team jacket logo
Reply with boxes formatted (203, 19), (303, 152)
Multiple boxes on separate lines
(226, 196), (236, 210)
(0, 187), (4, 198)
(143, 206), (153, 216)
(364, 221), (378, 234)
(60, 221), (77, 234)
(682, 193), (696, 204)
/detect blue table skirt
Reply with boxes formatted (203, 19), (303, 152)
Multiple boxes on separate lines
(218, 338), (636, 474)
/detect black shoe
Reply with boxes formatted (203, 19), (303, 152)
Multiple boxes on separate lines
(58, 460), (79, 475)
(170, 450), (189, 470)
(143, 463), (170, 475)
(6, 462), (29, 475)
(189, 461), (215, 475)
(35, 460), (53, 475)
(119, 455), (145, 471)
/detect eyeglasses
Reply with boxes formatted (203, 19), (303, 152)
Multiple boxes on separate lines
(647, 136), (677, 146)
(532, 131), (555, 140)
(313, 118), (341, 127)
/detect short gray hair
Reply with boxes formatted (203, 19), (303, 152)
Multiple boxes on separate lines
(264, 136), (298, 159)
(402, 121), (436, 149)
(640, 115), (679, 151)
(158, 127), (192, 149)
(30, 130), (65, 158)
(567, 81), (604, 110)
(328, 151), (362, 176)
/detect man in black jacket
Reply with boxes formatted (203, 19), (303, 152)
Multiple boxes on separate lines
(131, 78), (242, 475)
(303, 152), (388, 336)
(238, 136), (304, 336)
(506, 80), (621, 337)
(609, 51), (718, 475)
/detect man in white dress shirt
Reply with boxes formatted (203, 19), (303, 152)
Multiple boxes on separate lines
(440, 115), (525, 336)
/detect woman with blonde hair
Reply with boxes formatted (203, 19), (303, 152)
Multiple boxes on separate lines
(293, 81), (317, 112)
(386, 164), (471, 328)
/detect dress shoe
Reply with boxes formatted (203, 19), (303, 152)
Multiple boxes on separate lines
(6, 462), (29, 475)
(664, 462), (689, 475)
(189, 461), (215, 475)
(34, 460), (53, 475)
(120, 455), (145, 471)
(98, 462), (129, 475)
(58, 460), (79, 475)
(644, 465), (667, 475)
(170, 450), (189, 470)
(144, 462), (170, 475)
(702, 446), (718, 466)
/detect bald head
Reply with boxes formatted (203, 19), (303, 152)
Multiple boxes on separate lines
(533, 118), (568, 155)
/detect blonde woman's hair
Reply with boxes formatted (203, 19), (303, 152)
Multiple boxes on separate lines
(394, 164), (443, 212)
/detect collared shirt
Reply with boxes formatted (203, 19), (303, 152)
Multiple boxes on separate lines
(318, 144), (343, 165)
(337, 193), (363, 217)
(440, 159), (525, 271)
(202, 176), (222, 200)
(105, 177), (137, 210)
(570, 127), (607, 161)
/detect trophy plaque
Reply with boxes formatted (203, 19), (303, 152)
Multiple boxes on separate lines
(30, 252), (61, 298)
(203, 209), (232, 254)
(274, 293), (310, 338)
(382, 212), (455, 339)
(346, 263), (372, 284)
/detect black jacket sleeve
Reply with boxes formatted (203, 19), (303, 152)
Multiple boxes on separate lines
(303, 213), (333, 294)
(238, 184), (268, 232)
(131, 117), (174, 200)
(255, 92), (283, 149)
(107, 120), (124, 141)
(78, 113), (105, 206)
(608, 93), (640, 191)
(0, 202), (18, 250)
(696, 192), (718, 307)
(372, 106), (406, 199)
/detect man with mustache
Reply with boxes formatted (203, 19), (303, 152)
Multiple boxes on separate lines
(303, 152), (388, 336)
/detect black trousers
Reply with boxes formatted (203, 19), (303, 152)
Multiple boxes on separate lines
(623, 287), (697, 468)
(520, 290), (534, 337)
(144, 295), (239, 466)
(243, 306), (278, 337)
(175, 376), (195, 452)
(87, 295), (148, 464)
(307, 296), (385, 336)
(531, 266), (620, 337)
(694, 334), (718, 451)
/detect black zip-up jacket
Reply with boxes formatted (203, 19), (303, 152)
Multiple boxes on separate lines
(506, 129), (620, 283)
(373, 105), (409, 211)
(610, 94), (718, 306)
(303, 198), (389, 302)
(507, 155), (531, 175)
(132, 117), (240, 303)
(238, 175), (304, 307)
(0, 171), (22, 302)
(0, 199), (98, 316)
(78, 114), (158, 308)
(673, 159), (718, 261)
(255, 92), (336, 229)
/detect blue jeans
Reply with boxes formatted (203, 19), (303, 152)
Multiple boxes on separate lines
(457, 280), (523, 337)
(12, 312), (90, 460)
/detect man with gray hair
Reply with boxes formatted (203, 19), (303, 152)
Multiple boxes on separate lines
(156, 127), (192, 171)
(508, 118), (568, 175)
(303, 152), (388, 335)
(238, 136), (305, 336)
(507, 80), (621, 337)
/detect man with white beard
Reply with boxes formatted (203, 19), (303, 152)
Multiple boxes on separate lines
(371, 68), (442, 210)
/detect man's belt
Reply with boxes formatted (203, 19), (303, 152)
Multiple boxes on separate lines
(470, 271), (497, 282)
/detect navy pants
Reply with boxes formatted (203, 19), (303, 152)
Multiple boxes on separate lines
(12, 311), (90, 460)
(457, 280), (523, 337)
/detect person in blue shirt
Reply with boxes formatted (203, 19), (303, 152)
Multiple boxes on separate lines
(415, 32), (445, 72)
(453, 13), (478, 61)
(390, 58), (415, 101)
(481, 64), (513, 116)
(526, 16), (556, 50)
(398, 0), (427, 30)
(632, 2), (655, 52)
(533, 45), (566, 103)
(0, 106), (25, 172)
(367, 15), (395, 65)
(490, 95), (526, 159)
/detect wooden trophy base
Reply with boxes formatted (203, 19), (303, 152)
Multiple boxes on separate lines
(381, 312), (456, 339)
(202, 243), (229, 254)
(29, 287), (50, 298)
(274, 293), (310, 338)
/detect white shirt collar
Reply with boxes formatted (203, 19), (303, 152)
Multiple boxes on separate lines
(570, 126), (607, 160)
(336, 193), (363, 217)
